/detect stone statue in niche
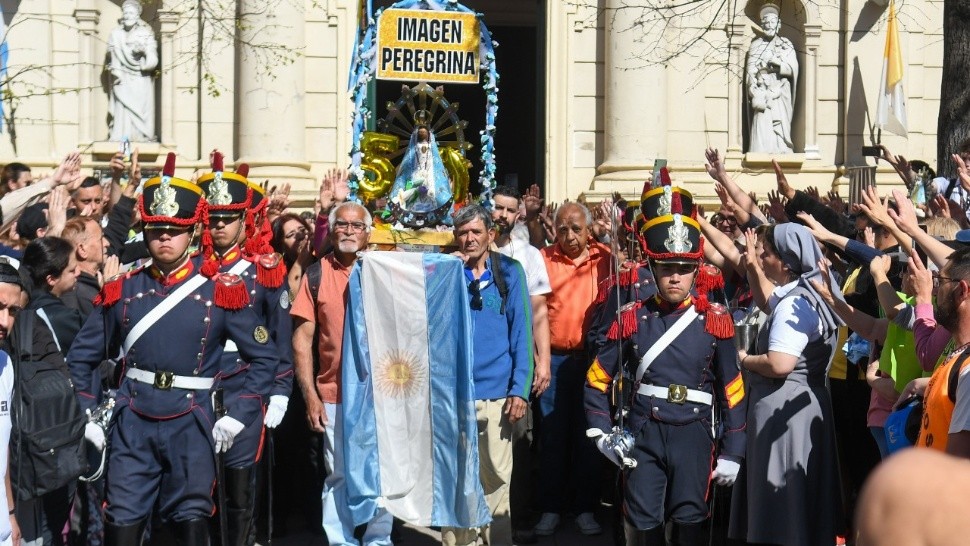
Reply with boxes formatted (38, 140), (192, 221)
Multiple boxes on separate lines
(746, 2), (798, 154)
(107, 0), (159, 142)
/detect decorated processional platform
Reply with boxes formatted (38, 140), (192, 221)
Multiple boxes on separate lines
(346, 0), (500, 250)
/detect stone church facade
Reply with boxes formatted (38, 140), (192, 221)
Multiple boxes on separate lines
(0, 0), (944, 205)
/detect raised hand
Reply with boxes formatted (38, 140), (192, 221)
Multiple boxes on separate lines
(333, 169), (350, 202)
(742, 227), (759, 271)
(809, 259), (837, 307)
(125, 148), (142, 197)
(929, 194), (948, 218)
(805, 186), (822, 202)
(714, 182), (730, 206)
(888, 188), (920, 234)
(704, 147), (727, 182)
(862, 226), (875, 248)
(795, 211), (831, 243)
(825, 190), (846, 216)
(101, 255), (121, 285)
(53, 151), (81, 187)
(773, 159), (795, 200)
(319, 169), (337, 213)
(906, 247), (933, 305)
(869, 254), (892, 277)
(953, 153), (970, 193)
(267, 182), (291, 221)
(766, 190), (788, 223)
(109, 152), (125, 182)
(523, 183), (543, 221)
(46, 186), (69, 237)
(857, 185), (891, 228)
(879, 144), (914, 181)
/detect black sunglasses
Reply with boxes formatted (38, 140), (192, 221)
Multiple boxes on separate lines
(469, 279), (483, 310)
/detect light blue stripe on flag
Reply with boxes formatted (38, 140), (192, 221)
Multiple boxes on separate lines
(341, 262), (382, 525)
(424, 253), (490, 528)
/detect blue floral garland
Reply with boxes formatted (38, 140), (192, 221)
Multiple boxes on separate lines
(346, 0), (499, 209)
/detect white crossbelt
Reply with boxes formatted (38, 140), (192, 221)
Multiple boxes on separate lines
(126, 368), (215, 390)
(637, 384), (713, 406)
(122, 259), (251, 356)
(635, 306), (698, 382)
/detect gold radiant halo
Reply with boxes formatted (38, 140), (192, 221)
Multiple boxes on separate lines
(374, 350), (427, 398)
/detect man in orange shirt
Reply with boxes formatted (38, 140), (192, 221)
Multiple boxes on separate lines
(534, 202), (612, 536)
(291, 202), (392, 546)
(917, 246), (970, 457)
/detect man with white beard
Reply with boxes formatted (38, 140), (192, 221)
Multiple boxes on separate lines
(291, 202), (392, 546)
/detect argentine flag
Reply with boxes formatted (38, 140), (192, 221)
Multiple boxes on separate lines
(341, 251), (491, 529)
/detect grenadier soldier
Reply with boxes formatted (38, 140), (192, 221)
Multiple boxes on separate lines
(585, 184), (746, 546)
(197, 152), (293, 546)
(66, 153), (280, 546)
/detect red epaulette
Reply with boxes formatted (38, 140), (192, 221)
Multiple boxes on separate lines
(213, 272), (250, 311)
(617, 263), (640, 287)
(93, 268), (141, 307)
(594, 276), (615, 305)
(693, 294), (734, 339)
(606, 301), (642, 340)
(253, 253), (287, 289)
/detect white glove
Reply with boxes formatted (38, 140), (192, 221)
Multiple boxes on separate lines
(84, 421), (105, 451)
(264, 395), (289, 429)
(587, 429), (637, 469)
(711, 457), (740, 486)
(212, 416), (245, 453)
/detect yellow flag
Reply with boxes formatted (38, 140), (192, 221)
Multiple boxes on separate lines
(877, 0), (907, 136)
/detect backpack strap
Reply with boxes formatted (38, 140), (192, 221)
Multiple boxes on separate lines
(489, 251), (508, 315)
(947, 350), (970, 404)
(306, 259), (323, 304)
(945, 177), (959, 201)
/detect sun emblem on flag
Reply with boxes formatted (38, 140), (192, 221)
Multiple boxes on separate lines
(375, 350), (426, 398)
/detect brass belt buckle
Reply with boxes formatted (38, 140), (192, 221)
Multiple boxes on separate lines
(668, 384), (687, 404)
(154, 371), (174, 390)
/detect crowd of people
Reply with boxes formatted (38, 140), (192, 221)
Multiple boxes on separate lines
(0, 136), (963, 546)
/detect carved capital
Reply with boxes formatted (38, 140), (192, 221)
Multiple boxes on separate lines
(804, 24), (822, 44)
(73, 8), (100, 28)
(725, 22), (747, 38)
(158, 10), (180, 34)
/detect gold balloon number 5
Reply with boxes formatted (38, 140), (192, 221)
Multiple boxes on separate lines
(359, 131), (399, 201)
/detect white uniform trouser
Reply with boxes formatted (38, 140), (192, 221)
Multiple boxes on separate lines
(322, 402), (393, 546)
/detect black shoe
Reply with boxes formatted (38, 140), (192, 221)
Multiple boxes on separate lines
(513, 529), (538, 544)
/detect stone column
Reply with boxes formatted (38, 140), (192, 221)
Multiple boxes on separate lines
(158, 9), (179, 147)
(726, 21), (747, 156)
(594, 0), (668, 186)
(235, 0), (313, 183)
(73, 3), (99, 145)
(803, 24), (822, 159)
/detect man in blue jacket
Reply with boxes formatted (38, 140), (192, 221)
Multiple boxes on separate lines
(442, 204), (533, 546)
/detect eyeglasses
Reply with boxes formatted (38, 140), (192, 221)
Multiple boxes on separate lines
(468, 279), (483, 310)
(333, 220), (367, 233)
(716, 216), (738, 226)
(284, 227), (308, 240)
(933, 272), (961, 289)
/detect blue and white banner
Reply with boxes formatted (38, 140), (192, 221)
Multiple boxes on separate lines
(341, 251), (490, 528)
